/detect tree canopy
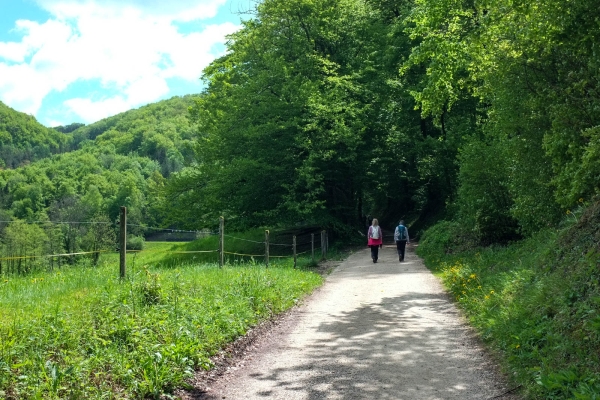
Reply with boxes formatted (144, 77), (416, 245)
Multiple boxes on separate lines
(2, 0), (599, 246)
(165, 0), (599, 243)
(168, 0), (459, 233)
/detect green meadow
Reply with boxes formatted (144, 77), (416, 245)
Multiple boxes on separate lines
(0, 240), (324, 399)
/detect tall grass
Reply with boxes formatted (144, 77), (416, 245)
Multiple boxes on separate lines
(155, 228), (324, 267)
(0, 241), (323, 399)
(418, 206), (600, 399)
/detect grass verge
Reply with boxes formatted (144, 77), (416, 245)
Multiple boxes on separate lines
(0, 241), (323, 399)
(417, 203), (600, 399)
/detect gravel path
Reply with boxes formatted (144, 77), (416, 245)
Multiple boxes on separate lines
(188, 244), (521, 400)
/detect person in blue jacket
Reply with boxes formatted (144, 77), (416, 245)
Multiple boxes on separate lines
(394, 220), (410, 262)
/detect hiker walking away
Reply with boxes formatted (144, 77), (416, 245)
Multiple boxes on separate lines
(368, 218), (383, 263)
(394, 220), (410, 262)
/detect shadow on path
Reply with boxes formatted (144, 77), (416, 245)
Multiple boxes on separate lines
(199, 247), (515, 400)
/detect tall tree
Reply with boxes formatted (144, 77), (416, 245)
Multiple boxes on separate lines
(175, 0), (379, 230)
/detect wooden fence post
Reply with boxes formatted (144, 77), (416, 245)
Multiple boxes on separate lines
(219, 217), (224, 268)
(311, 233), (315, 263)
(326, 230), (329, 258)
(120, 206), (127, 279)
(265, 230), (270, 268)
(293, 235), (297, 269)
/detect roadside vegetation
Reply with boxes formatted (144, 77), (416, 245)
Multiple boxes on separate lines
(0, 240), (323, 399)
(418, 200), (600, 399)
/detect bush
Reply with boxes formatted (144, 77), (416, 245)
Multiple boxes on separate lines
(127, 235), (145, 250)
(418, 220), (477, 260)
(455, 138), (520, 244)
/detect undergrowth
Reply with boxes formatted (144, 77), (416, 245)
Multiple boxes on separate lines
(417, 201), (600, 399)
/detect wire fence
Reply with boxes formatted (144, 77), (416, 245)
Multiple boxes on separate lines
(0, 211), (329, 278)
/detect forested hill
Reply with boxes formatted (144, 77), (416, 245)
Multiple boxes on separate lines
(67, 95), (195, 146)
(0, 95), (199, 238)
(0, 101), (70, 168)
(65, 95), (197, 175)
(1, 94), (197, 174)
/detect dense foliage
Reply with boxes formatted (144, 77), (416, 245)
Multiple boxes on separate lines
(167, 0), (460, 233)
(163, 0), (599, 244)
(404, 0), (599, 241)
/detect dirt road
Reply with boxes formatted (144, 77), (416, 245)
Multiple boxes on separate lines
(191, 244), (520, 400)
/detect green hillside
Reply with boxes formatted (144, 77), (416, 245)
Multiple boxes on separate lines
(418, 200), (600, 398)
(67, 95), (197, 176)
(0, 95), (200, 271)
(0, 102), (71, 168)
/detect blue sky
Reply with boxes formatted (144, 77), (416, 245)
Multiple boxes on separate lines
(0, 0), (244, 127)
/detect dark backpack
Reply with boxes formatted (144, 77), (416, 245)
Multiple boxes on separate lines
(397, 225), (406, 241)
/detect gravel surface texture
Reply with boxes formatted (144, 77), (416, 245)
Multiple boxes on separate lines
(180, 244), (522, 400)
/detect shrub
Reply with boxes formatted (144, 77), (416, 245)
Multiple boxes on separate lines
(455, 138), (520, 244)
(418, 220), (477, 260)
(127, 235), (145, 250)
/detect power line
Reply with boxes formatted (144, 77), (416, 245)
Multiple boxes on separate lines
(223, 234), (265, 244)
(0, 220), (113, 225)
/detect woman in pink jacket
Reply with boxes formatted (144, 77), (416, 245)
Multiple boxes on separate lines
(367, 218), (383, 263)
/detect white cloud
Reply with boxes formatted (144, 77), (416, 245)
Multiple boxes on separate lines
(64, 96), (130, 123)
(125, 75), (170, 105)
(163, 24), (237, 81)
(0, 63), (53, 114)
(36, 0), (227, 22)
(0, 41), (28, 62)
(0, 0), (239, 124)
